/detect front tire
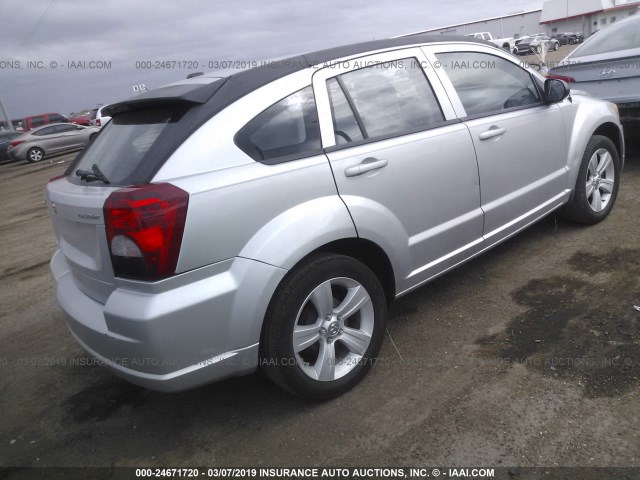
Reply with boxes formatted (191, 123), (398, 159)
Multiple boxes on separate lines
(27, 147), (44, 163)
(261, 253), (387, 400)
(562, 135), (620, 224)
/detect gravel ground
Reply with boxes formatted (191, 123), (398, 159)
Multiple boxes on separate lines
(0, 128), (638, 476)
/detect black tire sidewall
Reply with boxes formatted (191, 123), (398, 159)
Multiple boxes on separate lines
(261, 254), (387, 400)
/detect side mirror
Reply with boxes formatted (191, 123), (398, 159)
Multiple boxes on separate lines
(544, 78), (570, 103)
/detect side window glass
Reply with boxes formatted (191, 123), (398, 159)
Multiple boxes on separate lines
(31, 116), (45, 128)
(437, 52), (542, 117)
(235, 86), (321, 164)
(33, 126), (56, 136)
(329, 57), (444, 143)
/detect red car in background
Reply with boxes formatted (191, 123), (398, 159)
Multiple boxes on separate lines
(17, 112), (69, 131)
(68, 114), (91, 126)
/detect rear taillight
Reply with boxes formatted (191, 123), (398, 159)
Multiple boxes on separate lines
(547, 74), (576, 83)
(49, 175), (65, 182)
(96, 119), (101, 126)
(104, 183), (189, 281)
(9, 140), (24, 148)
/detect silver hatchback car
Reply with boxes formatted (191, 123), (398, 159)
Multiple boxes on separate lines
(47, 35), (624, 400)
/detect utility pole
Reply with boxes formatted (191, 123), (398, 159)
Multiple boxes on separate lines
(0, 97), (15, 131)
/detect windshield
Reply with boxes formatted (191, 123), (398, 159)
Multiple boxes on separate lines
(571, 17), (640, 57)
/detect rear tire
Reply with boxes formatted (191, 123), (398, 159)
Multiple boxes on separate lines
(261, 253), (387, 400)
(562, 135), (620, 224)
(27, 147), (44, 163)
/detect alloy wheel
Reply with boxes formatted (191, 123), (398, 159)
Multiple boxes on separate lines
(293, 277), (374, 382)
(585, 148), (615, 212)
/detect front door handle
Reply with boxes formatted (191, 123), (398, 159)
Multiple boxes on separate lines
(479, 127), (507, 140)
(344, 158), (388, 177)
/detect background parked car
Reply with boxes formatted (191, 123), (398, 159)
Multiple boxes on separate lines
(515, 35), (560, 55)
(549, 14), (640, 123)
(90, 106), (111, 127)
(7, 123), (99, 162)
(551, 32), (579, 45)
(571, 32), (585, 43)
(0, 131), (24, 163)
(18, 112), (69, 131)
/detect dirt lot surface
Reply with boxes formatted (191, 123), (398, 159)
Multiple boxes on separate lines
(1, 132), (639, 476)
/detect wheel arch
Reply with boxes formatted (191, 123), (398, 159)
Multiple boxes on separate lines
(314, 238), (396, 304)
(262, 237), (397, 320)
(592, 122), (624, 167)
(28, 145), (46, 154)
(564, 122), (623, 207)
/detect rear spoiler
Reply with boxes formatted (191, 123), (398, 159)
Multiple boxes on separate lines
(103, 79), (227, 117)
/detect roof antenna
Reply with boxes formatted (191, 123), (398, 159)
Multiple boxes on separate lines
(187, 72), (204, 79)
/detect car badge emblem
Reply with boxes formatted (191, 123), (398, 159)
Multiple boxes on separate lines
(600, 68), (616, 78)
(77, 212), (100, 220)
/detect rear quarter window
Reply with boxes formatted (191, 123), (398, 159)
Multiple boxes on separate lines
(234, 86), (322, 164)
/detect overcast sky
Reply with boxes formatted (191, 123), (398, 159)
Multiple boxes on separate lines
(0, 0), (542, 118)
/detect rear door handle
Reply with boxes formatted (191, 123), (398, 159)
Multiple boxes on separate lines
(479, 127), (506, 140)
(344, 158), (388, 177)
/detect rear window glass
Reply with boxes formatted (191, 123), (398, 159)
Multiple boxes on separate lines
(71, 108), (181, 185)
(572, 18), (640, 56)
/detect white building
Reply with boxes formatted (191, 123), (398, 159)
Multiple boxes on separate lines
(401, 0), (640, 40)
(401, 9), (543, 40)
(540, 0), (640, 36)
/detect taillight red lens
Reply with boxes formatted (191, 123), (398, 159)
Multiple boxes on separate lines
(547, 74), (576, 83)
(96, 119), (101, 126)
(104, 183), (189, 281)
(49, 174), (65, 182)
(10, 140), (24, 147)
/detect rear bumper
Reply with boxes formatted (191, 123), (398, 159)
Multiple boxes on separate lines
(51, 250), (287, 392)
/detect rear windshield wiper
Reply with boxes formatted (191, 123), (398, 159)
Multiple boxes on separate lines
(75, 164), (110, 184)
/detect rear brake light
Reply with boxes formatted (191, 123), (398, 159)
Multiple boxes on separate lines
(96, 119), (101, 126)
(49, 175), (65, 182)
(10, 140), (24, 147)
(104, 183), (189, 281)
(547, 74), (576, 83)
